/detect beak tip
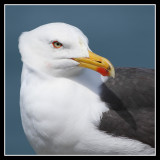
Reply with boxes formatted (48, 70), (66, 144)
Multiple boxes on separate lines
(110, 68), (115, 78)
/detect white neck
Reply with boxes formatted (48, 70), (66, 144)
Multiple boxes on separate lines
(22, 62), (103, 95)
(68, 68), (103, 95)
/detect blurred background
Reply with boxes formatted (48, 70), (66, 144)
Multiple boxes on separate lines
(5, 4), (155, 155)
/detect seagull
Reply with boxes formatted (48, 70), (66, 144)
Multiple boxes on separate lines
(19, 22), (155, 155)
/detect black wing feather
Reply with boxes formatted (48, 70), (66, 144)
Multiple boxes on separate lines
(99, 67), (155, 147)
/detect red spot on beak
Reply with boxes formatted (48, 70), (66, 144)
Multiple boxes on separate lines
(97, 67), (109, 76)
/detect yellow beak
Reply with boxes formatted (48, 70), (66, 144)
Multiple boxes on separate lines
(73, 50), (115, 78)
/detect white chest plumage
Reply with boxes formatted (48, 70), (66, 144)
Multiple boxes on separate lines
(20, 64), (108, 154)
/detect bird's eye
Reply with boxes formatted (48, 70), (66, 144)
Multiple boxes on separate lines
(52, 41), (63, 48)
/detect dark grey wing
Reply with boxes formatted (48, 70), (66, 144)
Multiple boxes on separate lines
(99, 67), (155, 147)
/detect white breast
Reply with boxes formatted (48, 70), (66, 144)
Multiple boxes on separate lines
(20, 64), (108, 154)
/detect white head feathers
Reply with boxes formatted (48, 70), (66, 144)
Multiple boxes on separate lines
(19, 22), (89, 77)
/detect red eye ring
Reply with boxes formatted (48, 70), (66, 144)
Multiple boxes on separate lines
(52, 41), (63, 48)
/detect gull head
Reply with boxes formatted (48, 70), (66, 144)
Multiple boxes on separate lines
(19, 22), (115, 78)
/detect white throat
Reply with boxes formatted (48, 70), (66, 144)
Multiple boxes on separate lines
(68, 68), (103, 95)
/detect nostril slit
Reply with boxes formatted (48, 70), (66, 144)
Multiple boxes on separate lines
(96, 61), (102, 63)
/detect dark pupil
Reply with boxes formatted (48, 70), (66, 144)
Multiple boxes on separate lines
(56, 42), (60, 46)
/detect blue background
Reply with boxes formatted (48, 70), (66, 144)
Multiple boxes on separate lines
(5, 5), (155, 155)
